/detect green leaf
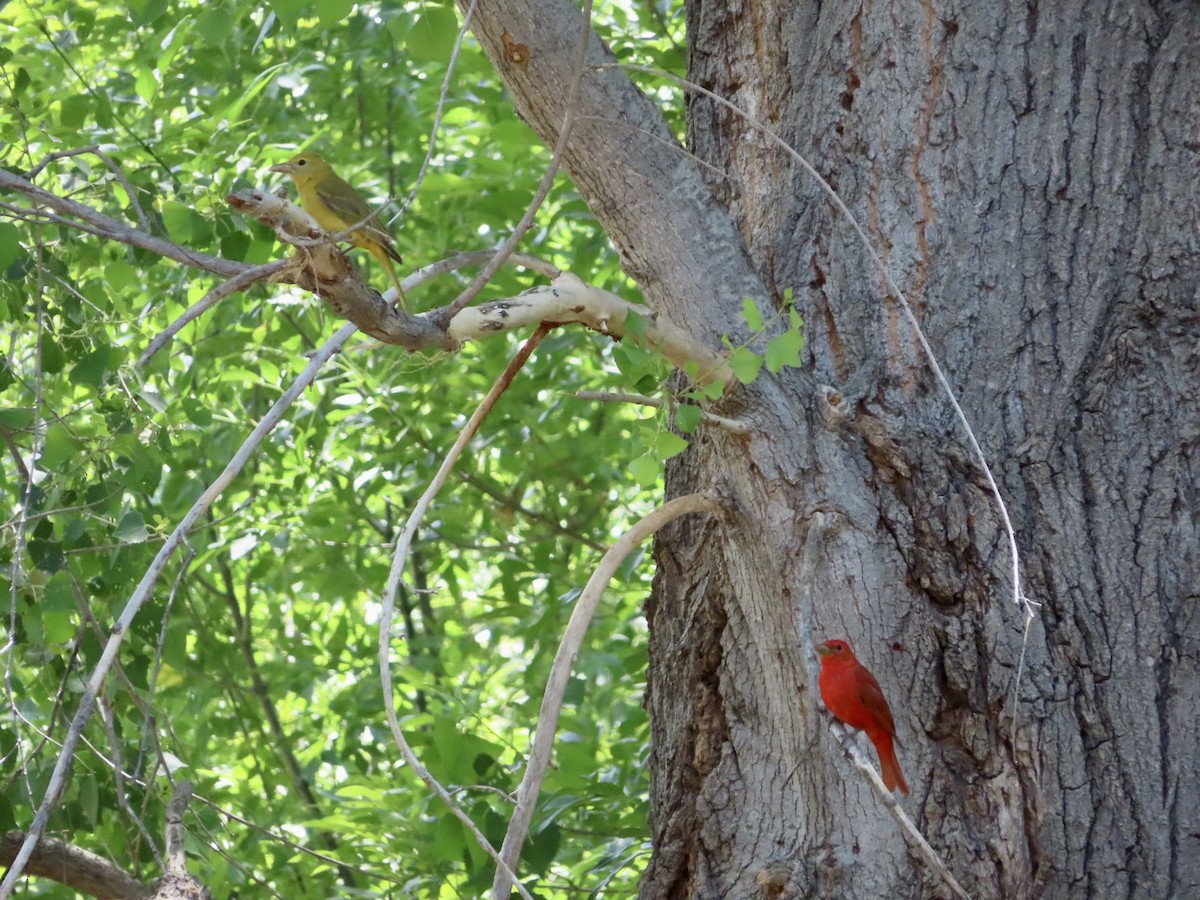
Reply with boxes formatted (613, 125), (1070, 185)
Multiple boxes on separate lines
(114, 511), (149, 544)
(182, 398), (213, 427)
(628, 454), (660, 487)
(42, 572), (76, 612)
(765, 327), (804, 373)
(162, 201), (200, 244)
(675, 404), (703, 433)
(69, 347), (110, 388)
(135, 67), (159, 103)
(196, 8), (234, 45)
(156, 21), (194, 75)
(79, 774), (100, 826)
(729, 346), (764, 384)
(0, 407), (33, 429)
(127, 0), (168, 26)
(42, 609), (76, 644)
(219, 64), (285, 123)
(58, 95), (91, 128)
(624, 309), (647, 336)
(407, 6), (459, 63)
(12, 67), (31, 97)
(741, 297), (765, 332)
(654, 430), (689, 460)
(28, 538), (66, 575)
(39, 424), (82, 472)
(105, 259), (140, 292)
(525, 821), (563, 873)
(612, 342), (656, 383)
(0, 222), (22, 272)
(315, 0), (354, 28)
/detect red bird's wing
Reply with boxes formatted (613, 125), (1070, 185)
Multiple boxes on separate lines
(853, 665), (898, 739)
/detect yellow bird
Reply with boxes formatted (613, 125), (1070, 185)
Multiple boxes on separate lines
(269, 152), (407, 308)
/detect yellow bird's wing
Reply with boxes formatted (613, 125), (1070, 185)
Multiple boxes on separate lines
(312, 180), (374, 231)
(313, 181), (400, 261)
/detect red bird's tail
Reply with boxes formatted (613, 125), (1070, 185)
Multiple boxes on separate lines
(871, 731), (910, 795)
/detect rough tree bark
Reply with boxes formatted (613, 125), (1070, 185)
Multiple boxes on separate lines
(464, 0), (1200, 897)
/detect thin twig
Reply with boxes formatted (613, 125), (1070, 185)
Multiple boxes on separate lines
(823, 719), (970, 900)
(411, 249), (559, 283)
(163, 780), (193, 876)
(492, 492), (723, 898)
(137, 259), (291, 367)
(379, 327), (554, 900)
(574, 390), (749, 434)
(390, 0), (479, 227)
(0, 169), (247, 278)
(24, 144), (152, 232)
(98, 693), (163, 870)
(0, 422), (29, 485)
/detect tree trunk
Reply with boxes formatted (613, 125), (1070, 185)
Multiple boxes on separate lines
(644, 1), (1200, 897)
(463, 0), (1200, 896)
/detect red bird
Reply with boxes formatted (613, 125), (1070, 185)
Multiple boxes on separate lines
(816, 638), (910, 795)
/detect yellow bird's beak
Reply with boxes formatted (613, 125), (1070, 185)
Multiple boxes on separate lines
(268, 161), (293, 175)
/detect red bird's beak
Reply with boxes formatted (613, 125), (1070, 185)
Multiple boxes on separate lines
(815, 644), (833, 656)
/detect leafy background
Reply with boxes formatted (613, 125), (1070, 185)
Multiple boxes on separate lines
(0, 0), (690, 896)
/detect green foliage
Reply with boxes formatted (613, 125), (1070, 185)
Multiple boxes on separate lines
(725, 288), (805, 384)
(0, 0), (690, 896)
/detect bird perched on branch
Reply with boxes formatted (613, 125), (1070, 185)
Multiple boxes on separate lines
(269, 152), (407, 308)
(816, 638), (910, 795)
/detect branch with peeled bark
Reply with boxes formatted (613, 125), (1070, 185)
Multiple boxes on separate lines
(228, 188), (733, 387)
(448, 273), (733, 387)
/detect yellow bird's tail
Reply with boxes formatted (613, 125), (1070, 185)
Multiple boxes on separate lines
(362, 238), (407, 311)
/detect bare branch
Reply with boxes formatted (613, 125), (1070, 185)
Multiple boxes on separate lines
(0, 169), (246, 278)
(0, 830), (152, 900)
(492, 491), (723, 898)
(227, 191), (731, 387)
(137, 260), (292, 367)
(379, 327), (555, 900)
